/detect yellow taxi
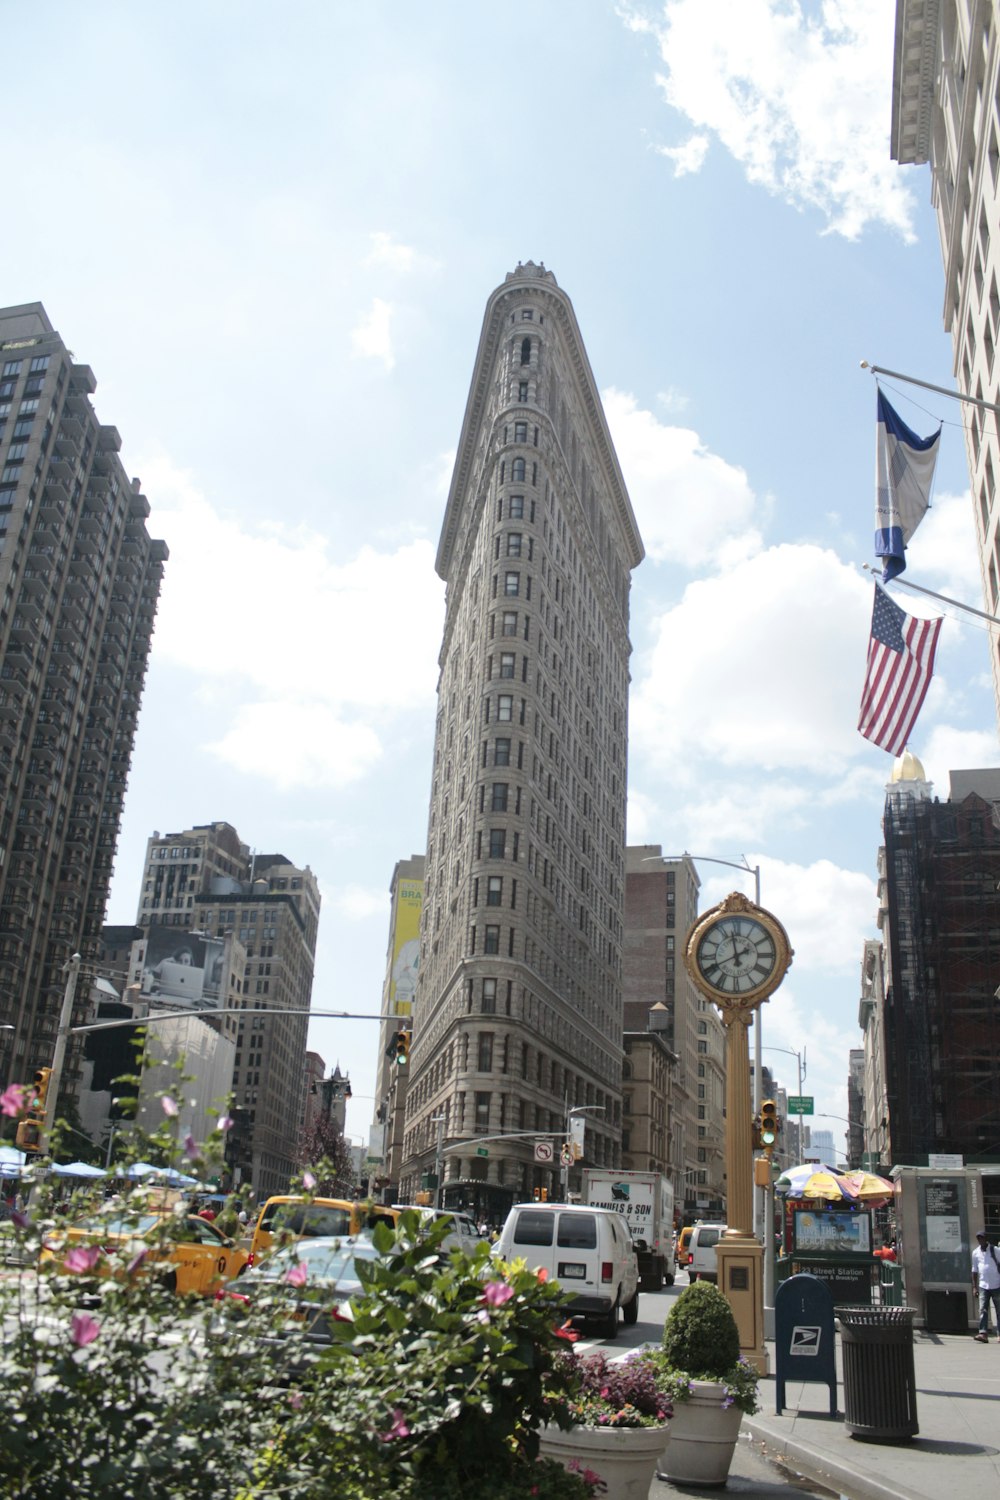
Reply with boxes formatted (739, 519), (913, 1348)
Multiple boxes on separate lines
(248, 1197), (399, 1266)
(41, 1210), (249, 1296)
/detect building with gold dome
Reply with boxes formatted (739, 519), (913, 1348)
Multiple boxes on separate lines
(867, 754), (1000, 1176)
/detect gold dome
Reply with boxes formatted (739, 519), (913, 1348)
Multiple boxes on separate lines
(890, 747), (927, 783)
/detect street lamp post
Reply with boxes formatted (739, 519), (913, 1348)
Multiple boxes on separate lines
(649, 854), (764, 1232)
(561, 1103), (605, 1201)
(761, 1044), (807, 1323)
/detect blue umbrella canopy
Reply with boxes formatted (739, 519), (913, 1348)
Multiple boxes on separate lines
(50, 1161), (107, 1178)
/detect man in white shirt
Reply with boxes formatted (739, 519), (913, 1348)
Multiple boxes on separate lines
(972, 1229), (1000, 1342)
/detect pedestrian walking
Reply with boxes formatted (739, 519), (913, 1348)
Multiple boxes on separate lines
(971, 1229), (1000, 1342)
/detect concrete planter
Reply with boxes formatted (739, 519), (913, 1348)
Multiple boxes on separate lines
(538, 1420), (670, 1500)
(656, 1380), (743, 1486)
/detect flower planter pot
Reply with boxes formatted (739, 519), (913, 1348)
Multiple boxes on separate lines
(538, 1421), (670, 1500)
(656, 1379), (743, 1487)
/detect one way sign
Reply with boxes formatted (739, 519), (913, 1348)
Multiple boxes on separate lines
(790, 1325), (822, 1357)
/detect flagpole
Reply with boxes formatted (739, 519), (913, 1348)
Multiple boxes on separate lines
(861, 361), (1000, 417)
(863, 564), (1000, 627)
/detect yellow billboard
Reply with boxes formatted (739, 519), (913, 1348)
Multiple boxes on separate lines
(390, 879), (423, 1016)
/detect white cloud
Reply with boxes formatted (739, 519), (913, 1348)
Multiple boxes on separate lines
(622, 0), (916, 241)
(906, 490), (981, 600)
(920, 724), (1000, 790)
(351, 297), (395, 369)
(657, 133), (710, 176)
(631, 542), (870, 775)
(139, 452), (445, 787)
(365, 231), (417, 272)
(602, 387), (764, 568)
(207, 704), (383, 790)
(701, 856), (875, 974)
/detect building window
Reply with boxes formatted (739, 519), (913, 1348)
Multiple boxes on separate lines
(478, 1033), (494, 1070)
(518, 381), (528, 402)
(1, 361), (22, 378)
(499, 652), (515, 678)
(475, 1092), (490, 1129)
(494, 737), (511, 766)
(481, 978), (497, 1013)
(506, 533), (522, 558)
(504, 572), (520, 596)
(491, 783), (508, 812)
(520, 337), (531, 364)
(511, 458), (526, 482)
(502, 611), (517, 636)
(487, 876), (503, 906)
(29, 355), (50, 373)
(514, 421), (527, 442)
(509, 495), (524, 518)
(489, 829), (506, 858)
(497, 695), (513, 722)
(484, 925), (500, 954)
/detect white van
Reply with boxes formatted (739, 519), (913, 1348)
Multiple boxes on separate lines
(393, 1206), (483, 1254)
(686, 1221), (728, 1283)
(495, 1202), (639, 1339)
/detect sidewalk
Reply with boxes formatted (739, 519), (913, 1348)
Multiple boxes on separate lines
(743, 1328), (1000, 1500)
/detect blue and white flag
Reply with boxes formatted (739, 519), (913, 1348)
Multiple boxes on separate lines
(874, 391), (940, 581)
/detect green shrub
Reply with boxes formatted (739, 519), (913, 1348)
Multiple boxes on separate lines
(661, 1280), (740, 1378)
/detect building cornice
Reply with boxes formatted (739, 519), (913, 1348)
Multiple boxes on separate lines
(891, 0), (940, 164)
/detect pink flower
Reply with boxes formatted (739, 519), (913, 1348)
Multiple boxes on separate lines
(0, 1083), (28, 1118)
(535, 1267), (548, 1283)
(288, 1390), (303, 1410)
(63, 1246), (101, 1274)
(379, 1408), (410, 1441)
(285, 1262), (308, 1288)
(482, 1281), (514, 1308)
(183, 1133), (199, 1160)
(161, 1096), (179, 1118)
(217, 1114), (233, 1133)
(302, 1171), (316, 1191)
(71, 1312), (101, 1348)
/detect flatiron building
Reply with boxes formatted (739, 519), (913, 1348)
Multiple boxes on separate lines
(400, 263), (644, 1223)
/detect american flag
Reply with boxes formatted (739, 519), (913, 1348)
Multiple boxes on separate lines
(858, 585), (942, 754)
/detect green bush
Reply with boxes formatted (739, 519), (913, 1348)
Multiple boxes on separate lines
(661, 1280), (740, 1377)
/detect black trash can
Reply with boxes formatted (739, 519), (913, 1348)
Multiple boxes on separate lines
(836, 1305), (918, 1441)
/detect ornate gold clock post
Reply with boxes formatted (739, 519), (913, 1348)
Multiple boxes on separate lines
(684, 892), (793, 1375)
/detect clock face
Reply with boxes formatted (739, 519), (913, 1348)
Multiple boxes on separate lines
(695, 915), (779, 996)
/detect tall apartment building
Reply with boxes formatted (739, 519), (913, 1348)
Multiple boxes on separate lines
(372, 855), (424, 1199)
(878, 758), (1000, 1165)
(0, 303), (166, 1089)
(400, 264), (644, 1224)
(134, 821), (320, 1197)
(623, 847), (726, 1223)
(892, 1), (1000, 718)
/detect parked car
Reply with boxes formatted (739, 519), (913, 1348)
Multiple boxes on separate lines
(494, 1202), (639, 1339)
(41, 1210), (248, 1295)
(686, 1221), (728, 1284)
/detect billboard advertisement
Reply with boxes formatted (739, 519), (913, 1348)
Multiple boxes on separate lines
(389, 879), (422, 1017)
(793, 1209), (872, 1257)
(140, 928), (226, 1011)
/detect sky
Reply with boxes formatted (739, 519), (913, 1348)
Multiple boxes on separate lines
(6, 0), (999, 1162)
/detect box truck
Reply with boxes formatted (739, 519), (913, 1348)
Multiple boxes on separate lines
(581, 1169), (675, 1288)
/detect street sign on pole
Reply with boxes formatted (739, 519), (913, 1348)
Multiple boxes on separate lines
(534, 1140), (554, 1163)
(476, 1146), (489, 1158)
(787, 1095), (814, 1115)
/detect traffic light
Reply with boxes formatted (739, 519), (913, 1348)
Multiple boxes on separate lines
(752, 1116), (763, 1151)
(540, 1187), (548, 1202)
(15, 1117), (41, 1152)
(533, 1187), (541, 1201)
(30, 1067), (52, 1115)
(760, 1099), (778, 1151)
(392, 1031), (410, 1067)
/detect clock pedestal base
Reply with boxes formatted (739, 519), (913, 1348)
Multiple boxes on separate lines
(716, 1233), (768, 1376)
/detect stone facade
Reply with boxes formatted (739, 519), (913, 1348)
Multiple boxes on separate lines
(400, 264), (644, 1220)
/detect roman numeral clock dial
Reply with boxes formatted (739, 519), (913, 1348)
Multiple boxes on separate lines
(684, 893), (793, 1013)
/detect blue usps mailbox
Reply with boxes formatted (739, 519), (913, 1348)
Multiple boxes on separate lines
(774, 1272), (837, 1416)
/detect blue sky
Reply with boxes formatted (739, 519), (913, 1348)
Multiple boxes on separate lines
(7, 1), (998, 1158)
